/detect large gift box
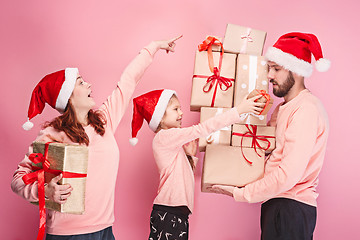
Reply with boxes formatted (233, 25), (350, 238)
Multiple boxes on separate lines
(232, 124), (276, 154)
(30, 141), (88, 214)
(223, 23), (267, 55)
(199, 107), (231, 152)
(190, 37), (237, 111)
(234, 54), (269, 125)
(201, 145), (265, 192)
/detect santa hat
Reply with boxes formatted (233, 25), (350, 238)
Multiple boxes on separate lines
(129, 89), (177, 146)
(22, 68), (79, 130)
(265, 32), (330, 77)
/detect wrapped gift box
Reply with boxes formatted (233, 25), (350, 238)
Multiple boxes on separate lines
(247, 89), (274, 115)
(201, 145), (265, 192)
(199, 107), (232, 152)
(31, 141), (88, 214)
(223, 23), (267, 55)
(234, 54), (269, 125)
(190, 50), (236, 111)
(231, 124), (276, 153)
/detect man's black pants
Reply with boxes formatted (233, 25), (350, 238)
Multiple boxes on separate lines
(261, 198), (317, 240)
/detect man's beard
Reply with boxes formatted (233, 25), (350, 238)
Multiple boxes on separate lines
(272, 72), (295, 98)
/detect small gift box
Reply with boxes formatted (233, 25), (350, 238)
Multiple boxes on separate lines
(203, 35), (223, 52)
(199, 107), (232, 152)
(247, 89), (274, 115)
(231, 124), (276, 154)
(234, 54), (269, 125)
(223, 23), (267, 55)
(201, 145), (265, 192)
(27, 141), (88, 214)
(190, 36), (236, 111)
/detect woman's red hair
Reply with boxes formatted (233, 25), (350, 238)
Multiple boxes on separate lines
(43, 103), (106, 146)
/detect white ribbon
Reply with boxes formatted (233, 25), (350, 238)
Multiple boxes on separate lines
(206, 108), (231, 144)
(240, 28), (253, 54)
(239, 112), (265, 124)
(248, 55), (258, 93)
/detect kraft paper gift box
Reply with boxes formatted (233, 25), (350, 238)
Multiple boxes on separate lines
(234, 54), (269, 125)
(190, 50), (237, 111)
(31, 141), (88, 214)
(231, 124), (276, 154)
(198, 107), (232, 152)
(201, 145), (265, 193)
(223, 23), (267, 55)
(247, 89), (274, 115)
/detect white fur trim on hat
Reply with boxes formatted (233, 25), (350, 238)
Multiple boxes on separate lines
(148, 90), (177, 131)
(129, 138), (138, 146)
(265, 47), (313, 78)
(55, 68), (78, 112)
(315, 58), (331, 72)
(22, 118), (34, 131)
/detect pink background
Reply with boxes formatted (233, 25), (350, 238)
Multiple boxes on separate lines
(1, 0), (359, 239)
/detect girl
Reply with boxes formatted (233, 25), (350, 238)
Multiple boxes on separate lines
(11, 36), (181, 240)
(129, 89), (264, 240)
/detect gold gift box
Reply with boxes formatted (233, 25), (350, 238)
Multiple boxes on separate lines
(31, 141), (88, 214)
(190, 50), (236, 111)
(223, 23), (267, 55)
(201, 145), (265, 192)
(198, 107), (232, 152)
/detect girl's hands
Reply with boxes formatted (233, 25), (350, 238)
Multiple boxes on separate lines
(44, 174), (73, 204)
(236, 95), (265, 115)
(183, 139), (198, 157)
(155, 35), (183, 53)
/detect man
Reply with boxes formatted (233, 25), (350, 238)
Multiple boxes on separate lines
(213, 32), (330, 239)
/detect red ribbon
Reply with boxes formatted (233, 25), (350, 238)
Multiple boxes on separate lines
(193, 36), (234, 107)
(232, 125), (275, 165)
(22, 142), (87, 240)
(198, 36), (223, 73)
(193, 67), (234, 107)
(254, 89), (271, 115)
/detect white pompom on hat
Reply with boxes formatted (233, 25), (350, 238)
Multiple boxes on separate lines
(129, 89), (177, 146)
(22, 68), (78, 130)
(265, 32), (330, 77)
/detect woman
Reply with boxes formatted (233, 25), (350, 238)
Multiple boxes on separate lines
(11, 35), (182, 240)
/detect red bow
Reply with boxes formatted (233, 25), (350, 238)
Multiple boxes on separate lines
(193, 67), (234, 107)
(254, 89), (271, 115)
(22, 142), (87, 240)
(232, 125), (275, 164)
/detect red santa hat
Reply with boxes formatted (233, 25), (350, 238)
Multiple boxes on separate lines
(265, 32), (330, 77)
(22, 68), (79, 130)
(129, 89), (177, 146)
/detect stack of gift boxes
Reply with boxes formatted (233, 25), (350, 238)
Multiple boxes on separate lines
(190, 23), (276, 193)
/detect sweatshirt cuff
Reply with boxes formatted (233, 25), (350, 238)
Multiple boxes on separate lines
(142, 41), (160, 57)
(233, 187), (247, 202)
(230, 107), (242, 121)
